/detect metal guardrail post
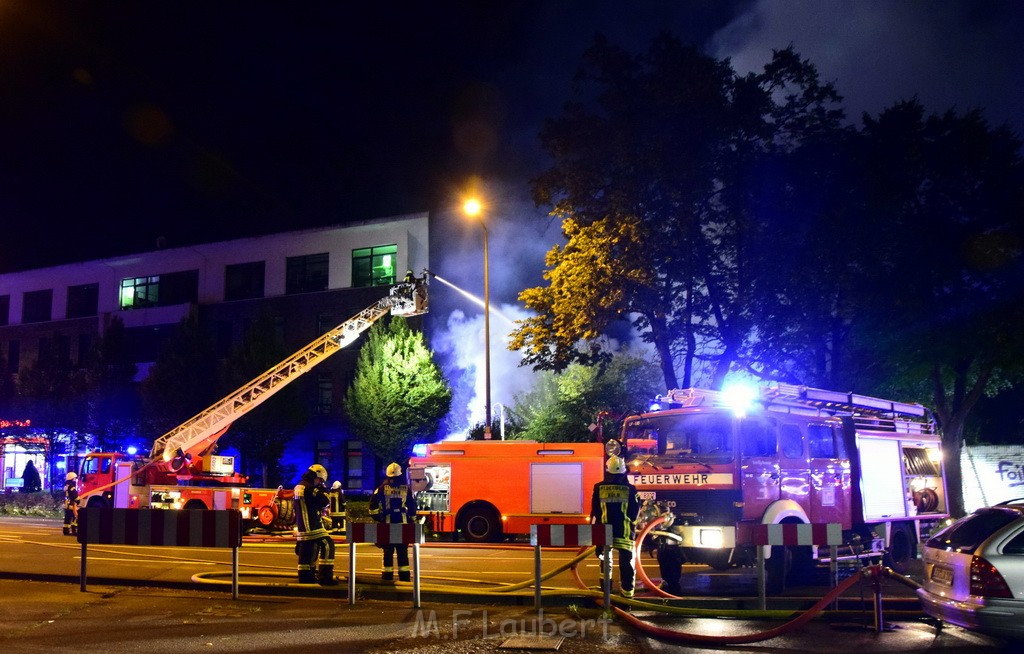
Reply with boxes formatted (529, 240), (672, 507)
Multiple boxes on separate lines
(602, 545), (612, 612)
(412, 540), (421, 609)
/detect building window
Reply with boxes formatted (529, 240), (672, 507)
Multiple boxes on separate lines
(286, 253), (329, 295)
(346, 440), (364, 490)
(316, 374), (333, 415)
(352, 244), (397, 287)
(224, 261), (265, 301)
(22, 289), (53, 323)
(66, 283), (99, 319)
(7, 341), (19, 373)
(0, 295), (9, 326)
(120, 270), (198, 310)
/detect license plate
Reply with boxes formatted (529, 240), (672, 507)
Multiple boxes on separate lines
(931, 564), (953, 586)
(637, 491), (656, 501)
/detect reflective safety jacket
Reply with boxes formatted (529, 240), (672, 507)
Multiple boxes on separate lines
(64, 481), (79, 511)
(590, 476), (641, 551)
(293, 481), (330, 541)
(328, 489), (346, 519)
(368, 479), (416, 524)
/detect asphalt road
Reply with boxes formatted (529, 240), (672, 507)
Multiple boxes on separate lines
(0, 516), (1015, 652)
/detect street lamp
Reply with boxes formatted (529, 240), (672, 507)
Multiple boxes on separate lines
(463, 197), (492, 440)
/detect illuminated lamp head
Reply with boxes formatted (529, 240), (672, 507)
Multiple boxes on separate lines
(721, 382), (758, 417)
(649, 395), (663, 412)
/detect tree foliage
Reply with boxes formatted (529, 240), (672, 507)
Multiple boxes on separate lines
(512, 349), (662, 442)
(344, 317), (452, 464)
(513, 35), (845, 390)
(219, 311), (307, 487)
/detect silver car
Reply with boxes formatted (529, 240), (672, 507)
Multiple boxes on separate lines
(918, 501), (1024, 640)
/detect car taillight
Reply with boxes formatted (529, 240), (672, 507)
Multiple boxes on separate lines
(969, 556), (1013, 599)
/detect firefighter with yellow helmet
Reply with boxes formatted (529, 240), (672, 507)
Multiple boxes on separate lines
(368, 462), (416, 581)
(63, 472), (80, 536)
(293, 463), (338, 585)
(591, 455), (640, 598)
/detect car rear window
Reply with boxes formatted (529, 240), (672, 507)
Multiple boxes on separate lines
(926, 508), (1022, 554)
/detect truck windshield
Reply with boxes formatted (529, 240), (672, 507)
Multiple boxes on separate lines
(623, 412), (734, 465)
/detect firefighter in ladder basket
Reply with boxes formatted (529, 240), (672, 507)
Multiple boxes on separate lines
(293, 464), (338, 585)
(369, 462), (416, 581)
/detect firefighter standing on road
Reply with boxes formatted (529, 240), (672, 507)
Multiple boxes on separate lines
(369, 462), (416, 581)
(591, 455), (641, 598)
(63, 472), (79, 536)
(328, 480), (346, 533)
(293, 464), (338, 585)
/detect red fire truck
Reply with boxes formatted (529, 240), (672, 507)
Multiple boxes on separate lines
(408, 440), (606, 542)
(612, 384), (948, 592)
(77, 277), (429, 529)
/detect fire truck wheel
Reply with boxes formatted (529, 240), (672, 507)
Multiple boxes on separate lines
(85, 496), (108, 509)
(183, 500), (208, 510)
(883, 523), (914, 574)
(459, 505), (502, 543)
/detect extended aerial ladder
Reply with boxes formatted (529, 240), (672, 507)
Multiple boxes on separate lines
(153, 276), (429, 468)
(78, 275), (429, 507)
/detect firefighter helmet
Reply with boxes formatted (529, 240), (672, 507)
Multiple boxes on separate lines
(331, 480), (342, 490)
(65, 472), (78, 482)
(309, 464), (328, 482)
(386, 462), (403, 477)
(606, 456), (627, 475)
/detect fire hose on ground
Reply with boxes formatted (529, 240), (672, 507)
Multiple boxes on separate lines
(561, 513), (923, 644)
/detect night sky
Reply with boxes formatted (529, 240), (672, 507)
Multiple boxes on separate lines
(3, 1), (1023, 429)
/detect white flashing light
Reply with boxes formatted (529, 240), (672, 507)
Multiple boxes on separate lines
(649, 395), (663, 412)
(126, 446), (138, 456)
(721, 382), (758, 417)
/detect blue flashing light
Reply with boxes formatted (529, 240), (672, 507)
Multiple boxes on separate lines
(411, 443), (428, 457)
(721, 382), (758, 417)
(126, 446), (138, 456)
(649, 394), (663, 412)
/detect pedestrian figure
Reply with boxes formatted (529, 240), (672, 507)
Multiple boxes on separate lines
(368, 462), (416, 581)
(293, 464), (338, 585)
(591, 455), (641, 598)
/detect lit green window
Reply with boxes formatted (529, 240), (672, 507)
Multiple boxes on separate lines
(352, 244), (397, 287)
(120, 276), (160, 309)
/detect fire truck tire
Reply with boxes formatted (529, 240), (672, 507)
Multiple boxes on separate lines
(459, 505), (502, 543)
(183, 500), (208, 510)
(765, 545), (791, 595)
(85, 496), (107, 509)
(883, 523), (914, 574)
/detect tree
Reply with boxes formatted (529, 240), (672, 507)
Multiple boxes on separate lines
(140, 307), (219, 439)
(85, 316), (140, 451)
(852, 102), (1024, 517)
(513, 35), (844, 390)
(344, 317), (452, 464)
(219, 311), (307, 487)
(513, 349), (662, 443)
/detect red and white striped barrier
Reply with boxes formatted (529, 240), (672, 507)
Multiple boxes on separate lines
(736, 522), (843, 546)
(530, 523), (613, 548)
(78, 508), (243, 548)
(345, 522), (424, 545)
(77, 508), (243, 598)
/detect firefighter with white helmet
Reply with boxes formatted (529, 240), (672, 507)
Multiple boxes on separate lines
(328, 480), (346, 533)
(63, 471), (80, 536)
(368, 462), (416, 581)
(293, 463), (338, 585)
(591, 455), (640, 598)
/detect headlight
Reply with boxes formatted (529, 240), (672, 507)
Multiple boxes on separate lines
(699, 528), (723, 548)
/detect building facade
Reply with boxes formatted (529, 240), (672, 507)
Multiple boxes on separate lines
(0, 213), (429, 491)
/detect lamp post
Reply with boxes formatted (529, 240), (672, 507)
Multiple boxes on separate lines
(463, 198), (492, 440)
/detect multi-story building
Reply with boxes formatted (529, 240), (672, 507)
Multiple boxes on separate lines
(0, 213), (429, 492)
